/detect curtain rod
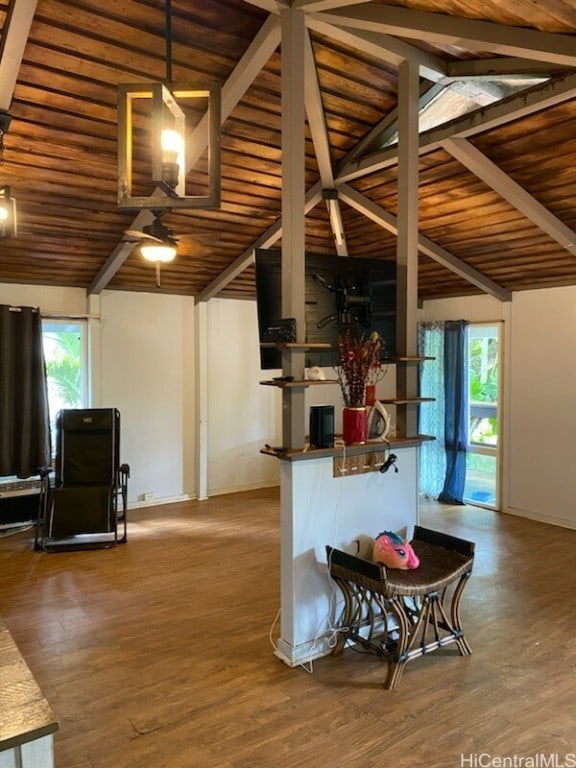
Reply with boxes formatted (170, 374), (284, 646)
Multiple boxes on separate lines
(7, 306), (100, 320)
(41, 311), (101, 321)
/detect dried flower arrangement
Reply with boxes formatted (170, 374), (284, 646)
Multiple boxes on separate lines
(335, 329), (384, 407)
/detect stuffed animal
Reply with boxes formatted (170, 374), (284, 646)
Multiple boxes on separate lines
(373, 530), (420, 570)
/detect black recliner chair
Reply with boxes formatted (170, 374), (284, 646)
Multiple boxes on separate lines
(35, 408), (129, 551)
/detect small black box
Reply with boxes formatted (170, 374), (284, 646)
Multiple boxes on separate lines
(309, 405), (335, 449)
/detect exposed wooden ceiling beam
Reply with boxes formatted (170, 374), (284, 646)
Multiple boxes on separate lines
(443, 137), (576, 260)
(294, 0), (368, 10)
(187, 14), (281, 169)
(304, 31), (333, 188)
(338, 72), (576, 182)
(311, 4), (576, 67)
(304, 30), (348, 255)
(197, 182), (324, 303)
(89, 14), (282, 295)
(88, 225), (150, 296)
(338, 81), (444, 169)
(242, 0), (287, 13)
(0, 0), (38, 110)
(337, 183), (512, 302)
(305, 17), (447, 82)
(445, 58), (572, 82)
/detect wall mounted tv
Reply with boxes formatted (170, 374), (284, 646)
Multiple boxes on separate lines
(255, 249), (396, 370)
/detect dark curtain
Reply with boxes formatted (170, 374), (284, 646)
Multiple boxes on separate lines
(0, 304), (51, 478)
(438, 320), (468, 505)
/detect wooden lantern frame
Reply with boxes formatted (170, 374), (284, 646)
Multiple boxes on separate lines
(117, 81), (221, 210)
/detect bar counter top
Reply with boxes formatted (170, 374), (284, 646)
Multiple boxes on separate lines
(0, 618), (59, 753)
(261, 434), (434, 461)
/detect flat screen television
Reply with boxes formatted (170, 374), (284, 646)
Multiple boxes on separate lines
(255, 249), (396, 369)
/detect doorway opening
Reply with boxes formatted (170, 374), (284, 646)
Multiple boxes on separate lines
(463, 323), (502, 510)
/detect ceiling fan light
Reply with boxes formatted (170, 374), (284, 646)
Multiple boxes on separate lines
(141, 242), (177, 263)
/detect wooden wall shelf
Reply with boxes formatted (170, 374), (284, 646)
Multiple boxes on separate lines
(260, 379), (338, 388)
(259, 342), (332, 350)
(383, 356), (435, 362)
(261, 434), (436, 461)
(378, 397), (435, 405)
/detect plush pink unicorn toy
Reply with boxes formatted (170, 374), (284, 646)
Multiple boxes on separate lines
(372, 530), (420, 570)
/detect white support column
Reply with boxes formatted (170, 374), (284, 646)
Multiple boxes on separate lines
(194, 300), (209, 500)
(277, 6), (312, 667)
(396, 59), (420, 437)
(280, 7), (307, 450)
(275, 448), (420, 666)
(86, 293), (101, 406)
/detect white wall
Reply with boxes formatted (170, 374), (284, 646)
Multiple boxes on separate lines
(206, 298), (281, 495)
(98, 290), (195, 504)
(9, 280), (574, 528)
(506, 289), (576, 528)
(0, 284), (87, 314)
(422, 287), (576, 529)
(1, 285), (284, 504)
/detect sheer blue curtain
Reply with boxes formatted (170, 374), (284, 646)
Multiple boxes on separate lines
(418, 324), (445, 497)
(418, 320), (468, 504)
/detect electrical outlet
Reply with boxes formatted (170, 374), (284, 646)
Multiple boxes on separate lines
(138, 492), (155, 502)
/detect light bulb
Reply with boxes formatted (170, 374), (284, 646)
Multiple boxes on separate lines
(0, 206), (7, 221)
(160, 128), (184, 191)
(161, 128), (184, 160)
(141, 243), (177, 263)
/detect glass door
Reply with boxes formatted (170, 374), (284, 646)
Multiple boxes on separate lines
(463, 323), (501, 509)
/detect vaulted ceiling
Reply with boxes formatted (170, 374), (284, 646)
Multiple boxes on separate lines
(1, 0), (576, 303)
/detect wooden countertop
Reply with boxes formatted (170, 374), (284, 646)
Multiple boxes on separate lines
(0, 618), (59, 752)
(261, 434), (435, 461)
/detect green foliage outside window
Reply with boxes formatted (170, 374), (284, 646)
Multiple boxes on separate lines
(44, 331), (83, 408)
(469, 336), (498, 445)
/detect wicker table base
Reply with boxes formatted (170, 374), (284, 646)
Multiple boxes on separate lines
(327, 526), (475, 689)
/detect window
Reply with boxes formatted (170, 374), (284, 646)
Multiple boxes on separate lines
(376, 76), (549, 150)
(41, 320), (88, 448)
(463, 324), (501, 509)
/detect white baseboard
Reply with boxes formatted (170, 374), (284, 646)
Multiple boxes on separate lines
(128, 493), (193, 511)
(128, 481), (279, 509)
(503, 505), (576, 531)
(207, 480), (279, 497)
(274, 637), (331, 668)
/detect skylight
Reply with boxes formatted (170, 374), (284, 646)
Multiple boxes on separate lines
(379, 76), (549, 148)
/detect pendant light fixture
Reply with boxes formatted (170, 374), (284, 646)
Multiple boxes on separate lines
(117, 0), (221, 210)
(0, 185), (17, 240)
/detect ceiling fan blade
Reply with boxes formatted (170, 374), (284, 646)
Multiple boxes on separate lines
(124, 229), (163, 243)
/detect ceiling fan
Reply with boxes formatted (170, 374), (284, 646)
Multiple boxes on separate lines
(124, 209), (210, 287)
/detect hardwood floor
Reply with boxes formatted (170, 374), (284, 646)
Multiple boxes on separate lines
(0, 489), (575, 768)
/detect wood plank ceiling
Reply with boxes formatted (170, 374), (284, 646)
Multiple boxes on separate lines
(1, 0), (576, 302)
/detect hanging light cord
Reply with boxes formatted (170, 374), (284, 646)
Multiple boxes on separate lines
(165, 0), (172, 85)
